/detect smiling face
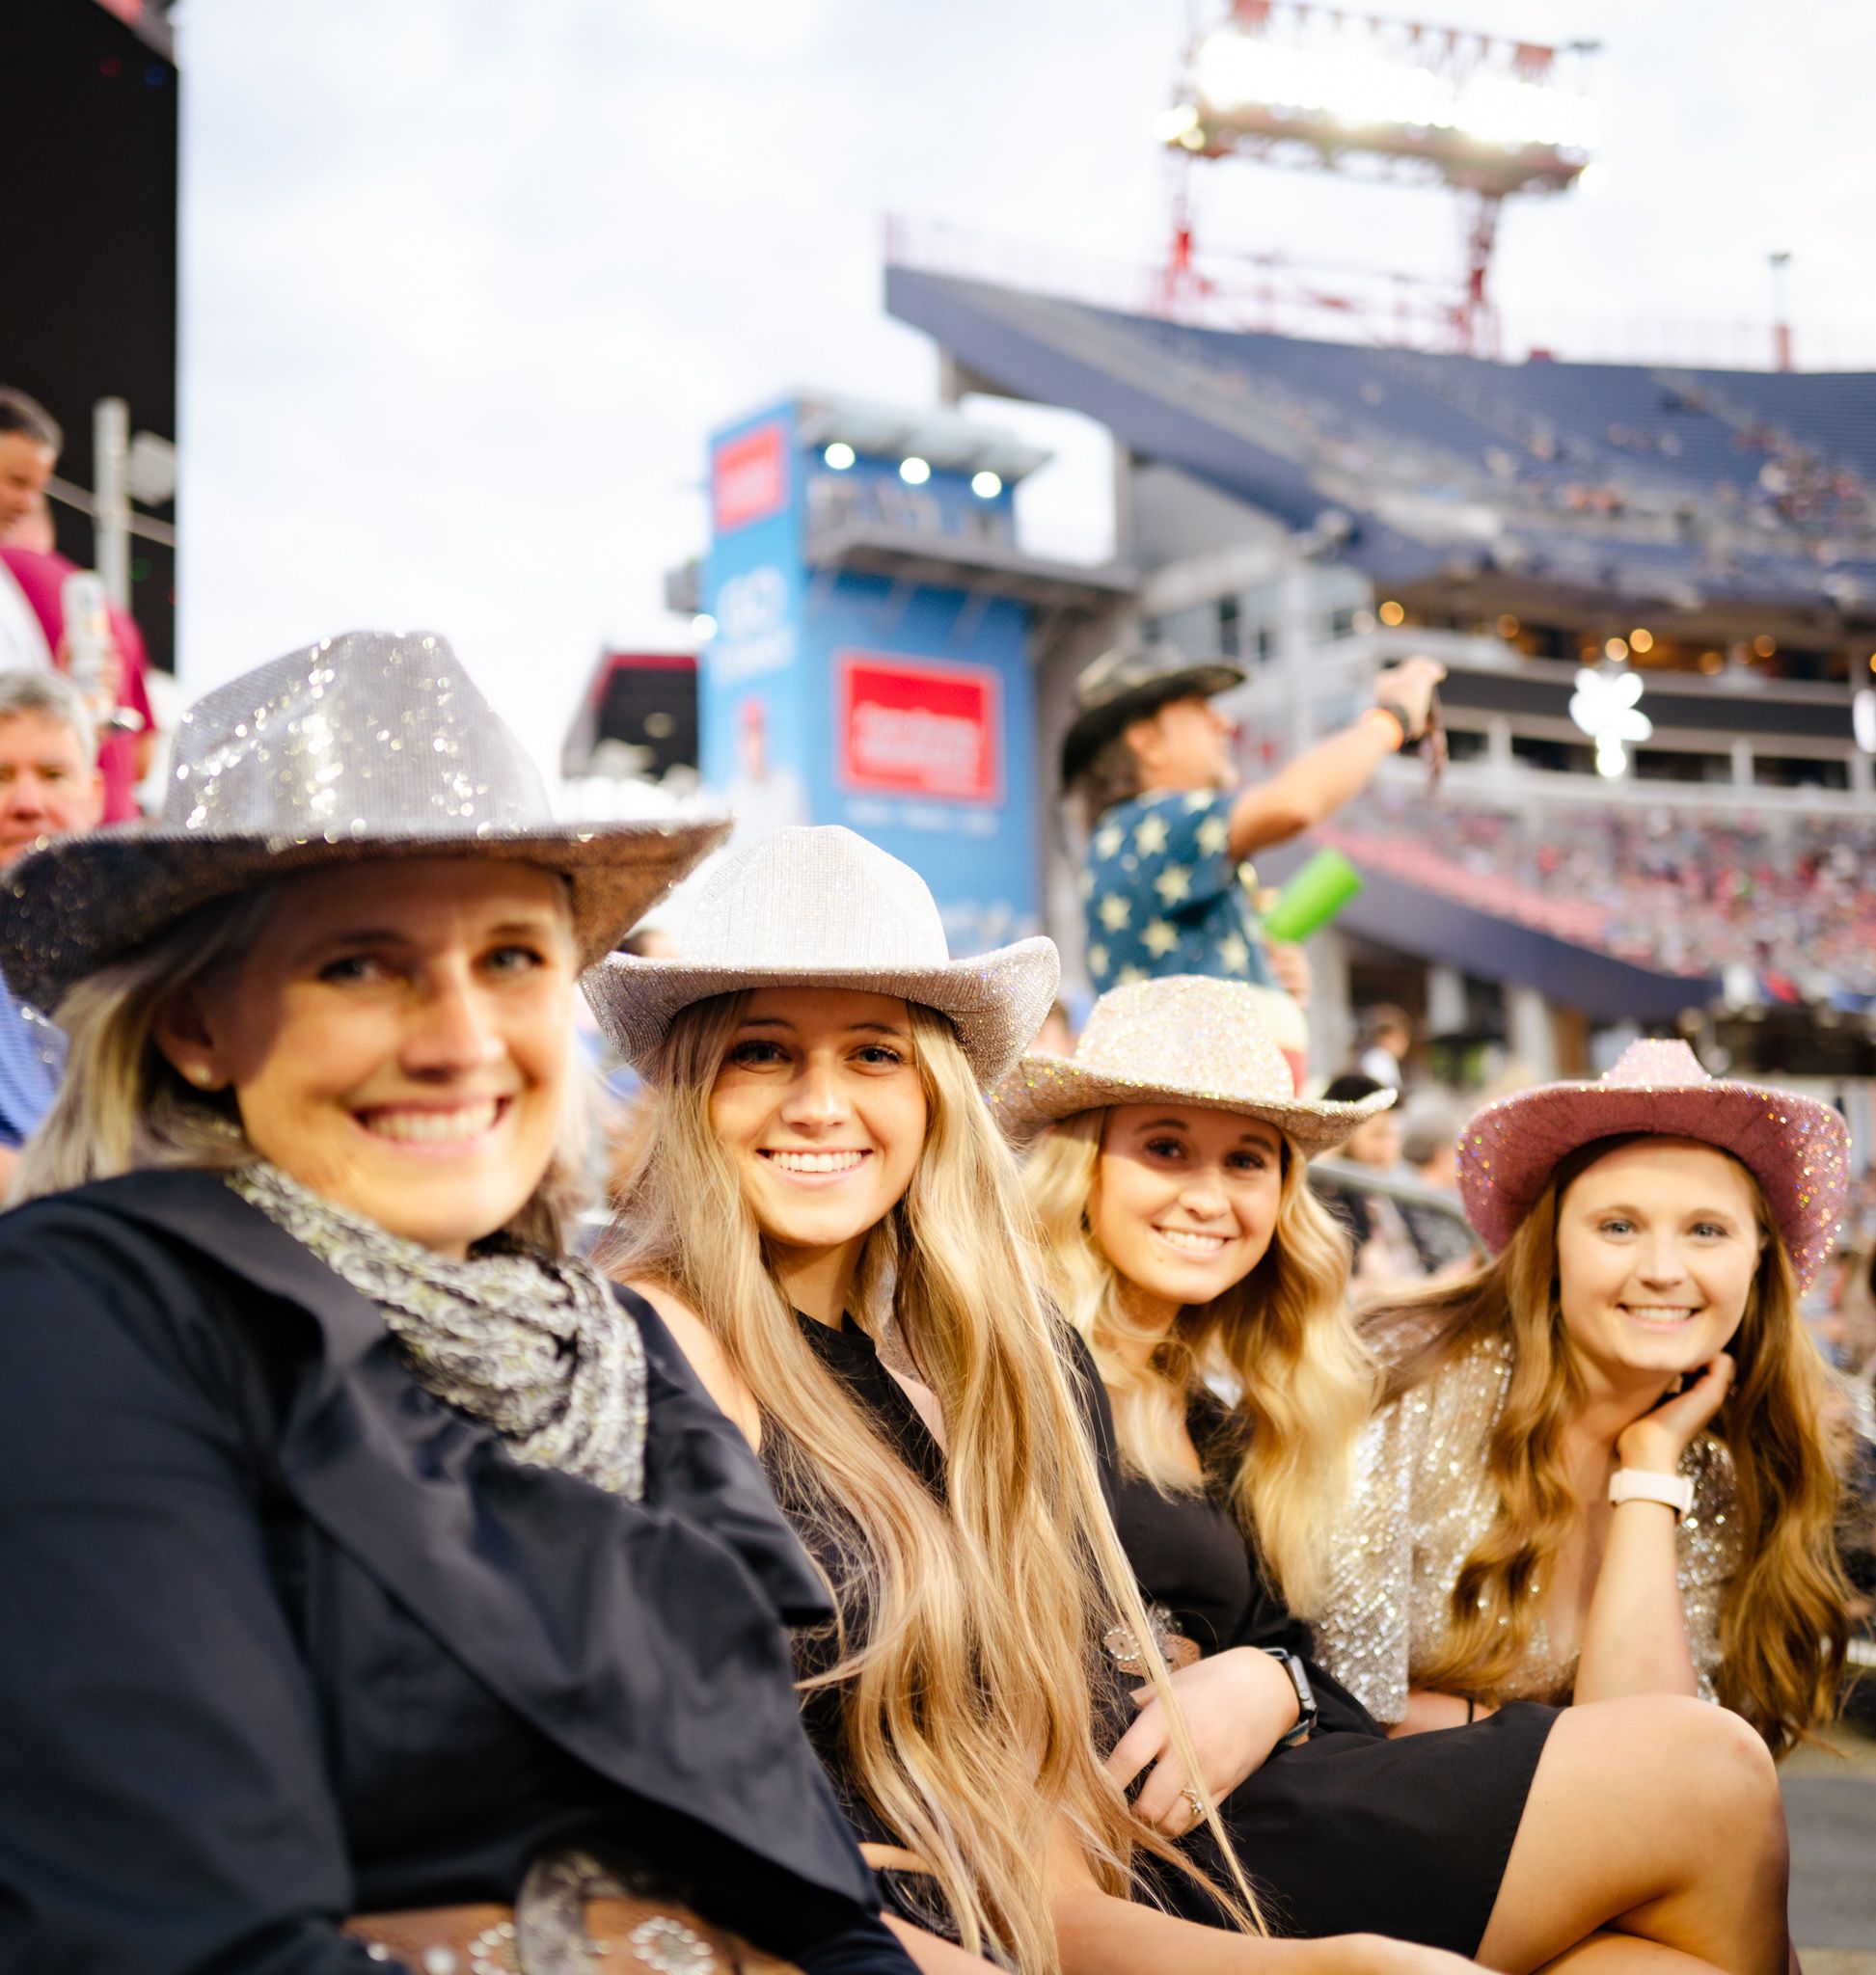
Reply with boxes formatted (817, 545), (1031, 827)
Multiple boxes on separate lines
(1090, 1103), (1286, 1330)
(1554, 1137), (1765, 1391)
(707, 987), (928, 1295)
(155, 858), (578, 1258)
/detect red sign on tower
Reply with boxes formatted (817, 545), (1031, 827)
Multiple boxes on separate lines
(837, 653), (1001, 804)
(712, 421), (787, 533)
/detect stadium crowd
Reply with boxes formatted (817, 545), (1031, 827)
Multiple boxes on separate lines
(1322, 785), (1876, 1000)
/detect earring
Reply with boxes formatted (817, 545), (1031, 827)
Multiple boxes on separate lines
(186, 1064), (219, 1089)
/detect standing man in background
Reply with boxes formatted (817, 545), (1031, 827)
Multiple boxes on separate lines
(0, 671), (104, 1185)
(1064, 642), (1444, 995)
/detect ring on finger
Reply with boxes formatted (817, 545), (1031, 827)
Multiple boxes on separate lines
(1181, 1786), (1204, 1825)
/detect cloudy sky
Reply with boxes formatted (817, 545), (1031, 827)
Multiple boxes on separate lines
(177, 0), (1876, 770)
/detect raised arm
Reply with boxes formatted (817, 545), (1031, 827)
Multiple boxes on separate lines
(1227, 658), (1444, 860)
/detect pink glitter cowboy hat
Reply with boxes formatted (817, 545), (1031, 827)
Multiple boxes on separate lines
(1457, 1039), (1850, 1291)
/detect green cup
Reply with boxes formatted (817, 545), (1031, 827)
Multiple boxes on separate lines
(1260, 849), (1364, 943)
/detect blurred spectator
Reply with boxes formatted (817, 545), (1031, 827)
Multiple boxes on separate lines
(0, 671), (104, 1183)
(0, 389), (59, 543)
(1032, 1000), (1076, 1058)
(618, 923), (677, 961)
(1357, 1003), (1412, 1090)
(1396, 1093), (1478, 1276)
(1318, 1069), (1423, 1289)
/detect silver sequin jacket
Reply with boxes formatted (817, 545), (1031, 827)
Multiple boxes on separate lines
(1314, 1331), (1741, 1723)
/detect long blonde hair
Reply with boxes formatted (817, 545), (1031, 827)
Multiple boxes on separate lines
(1022, 1112), (1375, 1616)
(608, 994), (1260, 1971)
(11, 884), (585, 1248)
(1372, 1137), (1851, 1755)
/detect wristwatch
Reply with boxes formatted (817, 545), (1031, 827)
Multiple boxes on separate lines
(1609, 1468), (1695, 1521)
(1370, 696), (1422, 745)
(1258, 1646), (1319, 1747)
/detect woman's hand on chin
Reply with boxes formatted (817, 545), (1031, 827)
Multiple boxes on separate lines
(1616, 1351), (1733, 1473)
(1104, 1645), (1301, 1829)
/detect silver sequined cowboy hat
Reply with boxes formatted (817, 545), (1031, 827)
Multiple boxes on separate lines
(992, 975), (1394, 1155)
(0, 629), (729, 1015)
(585, 825), (1060, 1088)
(1458, 1039), (1850, 1292)
(1059, 641), (1244, 787)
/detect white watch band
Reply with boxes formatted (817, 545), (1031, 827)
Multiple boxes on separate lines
(1609, 1468), (1695, 1521)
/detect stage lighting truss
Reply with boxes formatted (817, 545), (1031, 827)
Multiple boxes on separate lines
(1164, 4), (1598, 197)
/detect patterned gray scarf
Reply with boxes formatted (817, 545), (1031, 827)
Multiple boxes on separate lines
(230, 1162), (646, 1502)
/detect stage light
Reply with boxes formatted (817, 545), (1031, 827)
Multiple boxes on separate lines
(1866, 653), (1876, 672)
(1855, 690), (1876, 755)
(1604, 636), (1629, 661)
(1629, 628), (1654, 653)
(1496, 614), (1520, 639)
(1154, 103), (1201, 145)
(1378, 599), (1405, 627)
(1753, 635), (1777, 658)
(692, 612), (718, 640)
(824, 442), (856, 470)
(970, 471), (1002, 499)
(899, 456), (931, 485)
(1699, 650), (1725, 673)
(1189, 28), (1598, 154)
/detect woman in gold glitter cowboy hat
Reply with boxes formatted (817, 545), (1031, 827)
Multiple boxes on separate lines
(1312, 1039), (1852, 1772)
(0, 631), (926, 1975)
(1001, 978), (1803, 1972)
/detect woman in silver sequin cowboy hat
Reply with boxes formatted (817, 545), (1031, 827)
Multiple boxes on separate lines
(590, 831), (1487, 1975)
(1003, 978), (1801, 1968)
(0, 632), (925, 1975)
(1314, 1039), (1852, 1771)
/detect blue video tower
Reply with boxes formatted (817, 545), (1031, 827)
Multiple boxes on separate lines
(700, 398), (1041, 954)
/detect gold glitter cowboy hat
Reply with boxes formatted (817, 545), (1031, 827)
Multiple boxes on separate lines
(1059, 641), (1244, 787)
(1457, 1039), (1851, 1292)
(585, 825), (1060, 1088)
(992, 975), (1394, 1155)
(0, 629), (729, 1015)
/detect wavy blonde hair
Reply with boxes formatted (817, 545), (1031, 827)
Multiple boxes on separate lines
(1022, 1113), (1375, 1616)
(11, 884), (586, 1248)
(1372, 1137), (1851, 1756)
(607, 994), (1260, 1972)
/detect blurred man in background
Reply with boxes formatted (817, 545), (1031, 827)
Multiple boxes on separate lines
(0, 385), (155, 819)
(0, 670), (104, 1183)
(1063, 642), (1443, 997)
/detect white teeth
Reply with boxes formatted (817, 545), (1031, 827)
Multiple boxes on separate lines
(767, 1150), (865, 1175)
(366, 1101), (499, 1143)
(1156, 1228), (1227, 1256)
(1623, 1306), (1698, 1321)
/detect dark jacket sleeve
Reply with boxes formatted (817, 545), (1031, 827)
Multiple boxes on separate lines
(624, 1285), (834, 1627)
(0, 1227), (394, 1974)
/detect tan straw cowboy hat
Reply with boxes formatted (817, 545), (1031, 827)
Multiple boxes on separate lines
(992, 974), (1394, 1155)
(0, 629), (728, 1015)
(585, 825), (1060, 1087)
(1457, 1038), (1850, 1291)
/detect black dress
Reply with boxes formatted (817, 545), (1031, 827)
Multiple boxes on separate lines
(1111, 1389), (1556, 1954)
(0, 1173), (912, 1975)
(770, 1314), (1554, 1957)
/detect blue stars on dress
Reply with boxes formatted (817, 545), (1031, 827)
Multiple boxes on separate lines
(1081, 790), (1276, 993)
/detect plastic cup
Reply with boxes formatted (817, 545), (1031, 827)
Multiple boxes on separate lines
(1260, 850), (1364, 943)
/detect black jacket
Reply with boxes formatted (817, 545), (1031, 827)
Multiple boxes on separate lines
(0, 1171), (899, 1974)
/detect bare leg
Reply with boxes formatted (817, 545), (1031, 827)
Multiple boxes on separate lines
(1536, 1934), (1725, 1972)
(1476, 1696), (1787, 1975)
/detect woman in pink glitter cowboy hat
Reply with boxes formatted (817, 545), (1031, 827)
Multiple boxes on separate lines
(1313, 1038), (1854, 1761)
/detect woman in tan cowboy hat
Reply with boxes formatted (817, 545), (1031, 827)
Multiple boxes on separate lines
(591, 828), (1476, 1975)
(1003, 982), (1800, 1973)
(1313, 1039), (1852, 1772)
(0, 633), (922, 1975)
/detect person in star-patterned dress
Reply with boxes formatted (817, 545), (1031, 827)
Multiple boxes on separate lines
(1063, 643), (1445, 998)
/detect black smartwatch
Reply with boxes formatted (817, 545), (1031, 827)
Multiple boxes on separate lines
(1372, 695), (1422, 746)
(1258, 1646), (1319, 1747)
